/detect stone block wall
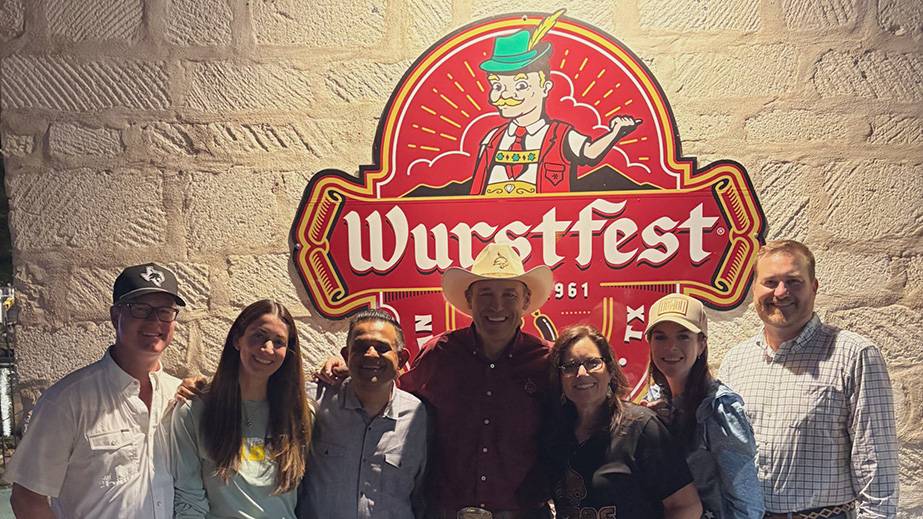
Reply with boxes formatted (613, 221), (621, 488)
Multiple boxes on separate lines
(0, 0), (920, 514)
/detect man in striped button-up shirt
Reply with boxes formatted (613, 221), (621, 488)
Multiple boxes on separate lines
(719, 240), (898, 519)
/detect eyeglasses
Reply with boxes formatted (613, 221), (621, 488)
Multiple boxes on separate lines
(559, 357), (605, 376)
(121, 303), (180, 322)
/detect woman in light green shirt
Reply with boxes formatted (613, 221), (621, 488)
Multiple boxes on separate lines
(172, 300), (313, 518)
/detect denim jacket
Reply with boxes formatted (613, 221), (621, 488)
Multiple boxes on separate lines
(687, 380), (764, 519)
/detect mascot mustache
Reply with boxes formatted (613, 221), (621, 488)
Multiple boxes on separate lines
(492, 97), (524, 107)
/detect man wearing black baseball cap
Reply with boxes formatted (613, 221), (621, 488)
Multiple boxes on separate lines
(9, 263), (185, 519)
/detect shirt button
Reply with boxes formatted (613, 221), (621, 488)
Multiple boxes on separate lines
(480, 475), (487, 481)
(489, 363), (495, 369)
(482, 447), (488, 453)
(483, 419), (490, 425)
(486, 390), (492, 397)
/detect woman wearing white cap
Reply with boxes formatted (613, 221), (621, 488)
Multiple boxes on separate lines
(645, 293), (764, 519)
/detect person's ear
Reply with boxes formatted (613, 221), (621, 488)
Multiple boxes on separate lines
(110, 305), (119, 328)
(340, 346), (349, 361)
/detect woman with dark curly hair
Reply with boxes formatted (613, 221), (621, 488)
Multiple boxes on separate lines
(171, 299), (313, 518)
(544, 325), (702, 519)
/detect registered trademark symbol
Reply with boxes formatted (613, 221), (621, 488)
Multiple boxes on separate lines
(717, 227), (726, 236)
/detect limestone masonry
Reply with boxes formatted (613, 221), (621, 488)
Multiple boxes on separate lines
(0, 0), (920, 515)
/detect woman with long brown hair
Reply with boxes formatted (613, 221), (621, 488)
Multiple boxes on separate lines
(645, 293), (763, 519)
(172, 299), (313, 518)
(544, 325), (702, 519)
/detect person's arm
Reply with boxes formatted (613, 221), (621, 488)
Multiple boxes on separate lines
(662, 483), (703, 519)
(171, 400), (210, 518)
(708, 394), (765, 519)
(5, 397), (74, 516)
(410, 405), (430, 519)
(849, 345), (899, 519)
(10, 484), (55, 519)
(581, 116), (641, 162)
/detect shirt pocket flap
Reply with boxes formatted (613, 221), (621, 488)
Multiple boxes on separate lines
(87, 429), (134, 451)
(315, 441), (345, 457)
(383, 451), (403, 468)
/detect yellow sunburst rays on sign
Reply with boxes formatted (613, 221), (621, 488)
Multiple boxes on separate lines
(594, 82), (620, 107)
(432, 86), (472, 121)
(406, 66), (487, 154)
(447, 71), (483, 112)
(552, 30), (641, 154)
(581, 68), (605, 97)
(463, 60), (485, 93)
(604, 98), (634, 118)
(600, 296), (615, 338)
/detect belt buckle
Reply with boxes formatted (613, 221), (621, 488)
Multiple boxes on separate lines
(457, 507), (493, 519)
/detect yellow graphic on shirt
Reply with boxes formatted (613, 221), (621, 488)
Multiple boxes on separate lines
(241, 438), (267, 462)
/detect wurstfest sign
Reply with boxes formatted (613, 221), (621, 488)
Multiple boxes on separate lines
(292, 10), (765, 398)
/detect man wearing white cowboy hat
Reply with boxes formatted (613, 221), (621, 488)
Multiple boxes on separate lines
(319, 242), (555, 518)
(469, 9), (642, 197)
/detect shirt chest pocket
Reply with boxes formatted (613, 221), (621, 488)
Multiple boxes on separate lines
(314, 440), (345, 459)
(784, 384), (847, 435)
(86, 429), (141, 487)
(380, 450), (409, 495)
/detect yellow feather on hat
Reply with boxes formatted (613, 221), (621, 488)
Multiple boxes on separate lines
(527, 8), (566, 51)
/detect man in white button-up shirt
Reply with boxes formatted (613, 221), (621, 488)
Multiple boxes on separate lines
(7, 263), (186, 519)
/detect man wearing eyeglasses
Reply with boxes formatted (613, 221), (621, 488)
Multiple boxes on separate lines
(8, 263), (185, 519)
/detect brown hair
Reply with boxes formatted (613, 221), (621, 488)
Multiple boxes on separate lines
(647, 326), (712, 450)
(201, 299), (313, 494)
(549, 325), (630, 432)
(757, 239), (816, 281)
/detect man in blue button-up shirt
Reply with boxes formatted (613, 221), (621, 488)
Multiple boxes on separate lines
(299, 309), (429, 519)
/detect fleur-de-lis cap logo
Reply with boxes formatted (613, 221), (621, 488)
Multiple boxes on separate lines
(140, 266), (165, 287)
(493, 251), (510, 270)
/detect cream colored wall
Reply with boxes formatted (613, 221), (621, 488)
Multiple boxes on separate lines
(0, 0), (920, 514)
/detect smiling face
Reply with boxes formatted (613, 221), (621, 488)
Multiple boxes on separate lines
(560, 337), (612, 411)
(753, 251), (818, 344)
(236, 313), (289, 384)
(111, 292), (177, 362)
(346, 320), (404, 389)
(649, 321), (705, 388)
(466, 279), (530, 348)
(488, 71), (552, 123)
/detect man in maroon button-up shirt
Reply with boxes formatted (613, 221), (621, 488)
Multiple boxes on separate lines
(320, 243), (555, 518)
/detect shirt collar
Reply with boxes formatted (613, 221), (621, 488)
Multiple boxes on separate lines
(506, 118), (548, 137)
(468, 325), (522, 361)
(103, 346), (164, 393)
(341, 378), (399, 420)
(757, 313), (821, 357)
